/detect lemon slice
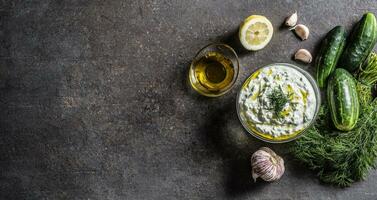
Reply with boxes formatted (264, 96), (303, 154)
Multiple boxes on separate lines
(239, 15), (273, 51)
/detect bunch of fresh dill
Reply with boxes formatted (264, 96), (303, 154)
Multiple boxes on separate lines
(291, 91), (377, 187)
(357, 52), (377, 106)
(359, 52), (377, 85)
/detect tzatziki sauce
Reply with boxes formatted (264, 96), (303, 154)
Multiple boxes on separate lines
(238, 64), (317, 139)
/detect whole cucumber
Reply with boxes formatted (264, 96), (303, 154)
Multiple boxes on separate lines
(327, 68), (360, 131)
(316, 26), (347, 88)
(338, 12), (377, 72)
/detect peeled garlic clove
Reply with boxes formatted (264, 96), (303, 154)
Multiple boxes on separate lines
(285, 11), (298, 27)
(291, 24), (310, 40)
(294, 49), (312, 63)
(251, 147), (285, 182)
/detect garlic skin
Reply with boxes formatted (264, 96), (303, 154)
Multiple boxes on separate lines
(251, 147), (285, 182)
(294, 49), (312, 63)
(291, 24), (310, 40)
(285, 11), (298, 27)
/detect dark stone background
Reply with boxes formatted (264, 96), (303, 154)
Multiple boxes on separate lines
(1, 0), (377, 199)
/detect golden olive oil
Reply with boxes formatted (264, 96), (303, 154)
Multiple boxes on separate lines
(190, 51), (235, 96)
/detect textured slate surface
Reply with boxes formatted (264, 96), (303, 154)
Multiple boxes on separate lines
(1, 0), (377, 199)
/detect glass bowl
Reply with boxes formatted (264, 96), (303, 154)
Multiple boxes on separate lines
(188, 43), (240, 97)
(236, 63), (321, 143)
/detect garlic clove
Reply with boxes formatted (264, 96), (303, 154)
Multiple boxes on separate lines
(251, 147), (285, 182)
(294, 49), (312, 63)
(291, 24), (310, 40)
(285, 11), (298, 27)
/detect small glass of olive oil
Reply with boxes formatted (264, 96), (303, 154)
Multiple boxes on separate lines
(189, 43), (239, 97)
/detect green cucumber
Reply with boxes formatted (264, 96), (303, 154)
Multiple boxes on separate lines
(327, 68), (359, 131)
(316, 26), (347, 88)
(338, 12), (377, 72)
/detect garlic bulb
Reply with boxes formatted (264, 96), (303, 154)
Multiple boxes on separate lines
(251, 147), (285, 182)
(291, 24), (310, 40)
(294, 49), (312, 63)
(285, 11), (298, 27)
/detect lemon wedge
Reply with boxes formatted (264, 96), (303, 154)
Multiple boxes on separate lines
(239, 15), (273, 51)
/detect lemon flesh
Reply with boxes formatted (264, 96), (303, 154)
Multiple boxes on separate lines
(239, 15), (273, 51)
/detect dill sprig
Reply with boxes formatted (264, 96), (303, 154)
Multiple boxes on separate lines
(356, 81), (373, 107)
(267, 87), (290, 117)
(358, 52), (377, 85)
(291, 90), (377, 187)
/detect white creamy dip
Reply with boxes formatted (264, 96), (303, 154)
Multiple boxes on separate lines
(238, 64), (317, 139)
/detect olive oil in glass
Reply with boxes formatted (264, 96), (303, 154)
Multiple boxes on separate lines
(189, 44), (239, 97)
